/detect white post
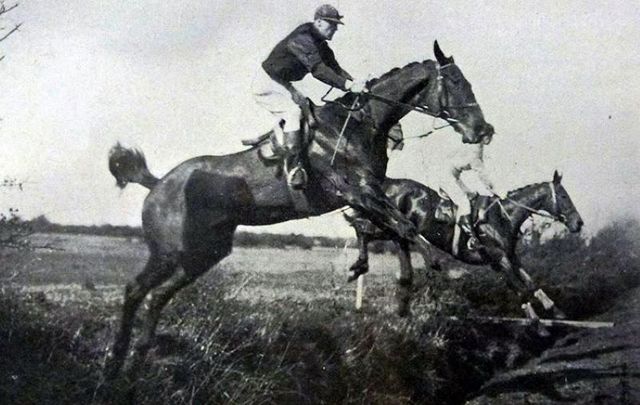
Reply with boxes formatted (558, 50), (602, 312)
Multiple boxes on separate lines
(355, 274), (364, 310)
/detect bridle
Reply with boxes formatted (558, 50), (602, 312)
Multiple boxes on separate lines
(325, 61), (480, 165)
(502, 182), (568, 224)
(322, 61), (478, 122)
(345, 62), (481, 145)
(432, 62), (480, 120)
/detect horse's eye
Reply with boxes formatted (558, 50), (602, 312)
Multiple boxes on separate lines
(446, 71), (462, 83)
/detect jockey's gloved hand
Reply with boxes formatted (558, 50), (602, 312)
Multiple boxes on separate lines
(493, 190), (507, 200)
(346, 77), (369, 93)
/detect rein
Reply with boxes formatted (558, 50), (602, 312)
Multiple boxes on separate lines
(322, 61), (478, 165)
(504, 182), (565, 222)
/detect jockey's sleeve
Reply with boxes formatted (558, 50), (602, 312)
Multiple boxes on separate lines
(288, 36), (349, 89)
(311, 63), (349, 89)
(319, 43), (354, 81)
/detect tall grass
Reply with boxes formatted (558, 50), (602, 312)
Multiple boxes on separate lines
(0, 219), (638, 404)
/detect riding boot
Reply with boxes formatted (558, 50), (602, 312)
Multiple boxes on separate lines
(458, 215), (480, 250)
(284, 130), (307, 190)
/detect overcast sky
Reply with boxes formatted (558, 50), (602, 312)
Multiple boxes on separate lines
(0, 1), (638, 237)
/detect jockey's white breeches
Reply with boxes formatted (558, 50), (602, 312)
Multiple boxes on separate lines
(252, 69), (301, 133)
(441, 142), (494, 219)
(442, 179), (472, 218)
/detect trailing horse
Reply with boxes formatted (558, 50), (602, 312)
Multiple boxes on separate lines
(345, 171), (583, 317)
(104, 42), (493, 379)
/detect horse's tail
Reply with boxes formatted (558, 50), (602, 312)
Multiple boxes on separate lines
(108, 142), (160, 190)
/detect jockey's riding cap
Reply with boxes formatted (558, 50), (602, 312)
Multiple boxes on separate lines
(314, 4), (344, 25)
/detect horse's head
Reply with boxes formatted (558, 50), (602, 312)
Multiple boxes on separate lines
(359, 43), (492, 144)
(548, 170), (584, 233)
(426, 41), (494, 144)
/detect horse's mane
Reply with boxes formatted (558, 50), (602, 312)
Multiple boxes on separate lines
(366, 60), (429, 88)
(506, 181), (548, 198)
(331, 60), (433, 106)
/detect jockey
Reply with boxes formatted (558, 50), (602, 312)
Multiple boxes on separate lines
(444, 131), (498, 248)
(252, 4), (368, 189)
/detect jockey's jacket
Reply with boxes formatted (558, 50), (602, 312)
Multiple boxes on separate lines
(262, 23), (353, 90)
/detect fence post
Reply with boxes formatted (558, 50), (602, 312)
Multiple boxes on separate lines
(355, 274), (364, 310)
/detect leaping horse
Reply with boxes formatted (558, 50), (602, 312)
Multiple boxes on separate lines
(345, 171), (584, 317)
(105, 41), (493, 378)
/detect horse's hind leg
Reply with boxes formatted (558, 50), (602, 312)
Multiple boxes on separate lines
(106, 252), (179, 380)
(126, 269), (198, 376)
(127, 228), (235, 375)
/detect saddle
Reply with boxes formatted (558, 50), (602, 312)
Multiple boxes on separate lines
(241, 101), (320, 215)
(434, 190), (494, 225)
(241, 101), (318, 162)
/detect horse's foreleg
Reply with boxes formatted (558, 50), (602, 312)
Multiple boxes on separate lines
(106, 253), (178, 380)
(487, 252), (531, 298)
(489, 253), (566, 320)
(339, 181), (417, 245)
(518, 267), (566, 319)
(396, 240), (414, 317)
(348, 229), (370, 282)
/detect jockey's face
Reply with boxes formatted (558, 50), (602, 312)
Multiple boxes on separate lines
(314, 19), (338, 40)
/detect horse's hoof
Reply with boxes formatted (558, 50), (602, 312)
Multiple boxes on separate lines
(536, 322), (551, 338)
(347, 270), (367, 283)
(552, 307), (567, 320)
(103, 358), (123, 382)
(349, 259), (368, 272)
(397, 306), (410, 317)
(397, 298), (411, 317)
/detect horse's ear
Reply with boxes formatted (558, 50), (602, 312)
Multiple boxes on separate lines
(553, 170), (563, 184)
(434, 40), (447, 66)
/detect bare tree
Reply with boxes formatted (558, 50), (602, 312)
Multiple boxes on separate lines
(0, 1), (21, 61)
(0, 3), (26, 252)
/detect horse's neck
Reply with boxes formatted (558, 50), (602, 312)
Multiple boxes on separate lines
(506, 183), (552, 231)
(367, 61), (434, 132)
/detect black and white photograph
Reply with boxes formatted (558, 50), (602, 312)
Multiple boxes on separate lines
(1, 1), (639, 403)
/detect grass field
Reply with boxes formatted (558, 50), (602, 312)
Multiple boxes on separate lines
(1, 223), (638, 404)
(3, 233), (406, 309)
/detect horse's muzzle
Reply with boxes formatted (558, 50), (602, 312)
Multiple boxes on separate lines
(462, 122), (494, 144)
(479, 123), (495, 139)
